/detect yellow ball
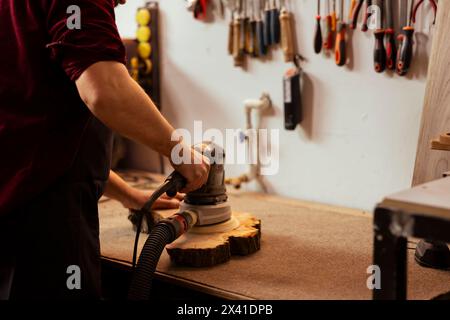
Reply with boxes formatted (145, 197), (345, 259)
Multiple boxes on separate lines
(137, 42), (152, 59)
(130, 57), (139, 69)
(143, 59), (153, 74)
(136, 26), (151, 43)
(136, 9), (151, 26)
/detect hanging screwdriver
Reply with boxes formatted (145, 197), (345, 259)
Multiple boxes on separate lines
(397, 0), (414, 76)
(244, 0), (254, 55)
(228, 10), (235, 55)
(331, 0), (337, 32)
(264, 0), (272, 46)
(350, 0), (364, 30)
(270, 0), (281, 44)
(384, 0), (396, 70)
(314, 0), (323, 54)
(280, 1), (295, 62)
(396, 0), (407, 72)
(323, 0), (334, 50)
(250, 0), (258, 57)
(373, 0), (386, 73)
(349, 0), (357, 20)
(256, 0), (268, 56)
(232, 1), (244, 66)
(239, 0), (246, 54)
(335, 0), (346, 66)
(228, 0), (237, 56)
(361, 0), (372, 32)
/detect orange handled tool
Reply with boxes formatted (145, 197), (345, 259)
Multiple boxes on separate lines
(350, 0), (364, 29)
(349, 0), (357, 20)
(335, 0), (346, 66)
(331, 0), (337, 32)
(323, 0), (334, 50)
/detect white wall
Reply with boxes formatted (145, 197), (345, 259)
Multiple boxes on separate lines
(115, 0), (435, 211)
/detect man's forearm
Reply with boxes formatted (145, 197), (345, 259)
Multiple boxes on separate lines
(103, 170), (135, 208)
(76, 61), (211, 193)
(76, 61), (178, 158)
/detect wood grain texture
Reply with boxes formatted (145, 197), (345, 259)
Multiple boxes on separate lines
(167, 212), (261, 267)
(413, 1), (450, 185)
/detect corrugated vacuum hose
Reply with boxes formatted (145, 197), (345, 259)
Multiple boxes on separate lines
(127, 222), (174, 300)
(127, 171), (194, 301)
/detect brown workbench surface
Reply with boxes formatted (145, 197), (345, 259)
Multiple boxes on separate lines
(99, 174), (450, 300)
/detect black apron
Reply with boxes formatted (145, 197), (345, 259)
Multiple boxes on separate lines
(0, 116), (112, 300)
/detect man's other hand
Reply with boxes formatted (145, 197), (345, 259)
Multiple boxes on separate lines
(124, 189), (184, 211)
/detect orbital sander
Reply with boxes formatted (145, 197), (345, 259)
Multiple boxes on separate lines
(128, 142), (238, 300)
(178, 142), (239, 233)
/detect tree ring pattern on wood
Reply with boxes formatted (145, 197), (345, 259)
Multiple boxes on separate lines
(166, 212), (261, 267)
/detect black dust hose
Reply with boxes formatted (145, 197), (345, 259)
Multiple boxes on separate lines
(131, 180), (171, 269)
(128, 171), (196, 300)
(128, 222), (174, 300)
(128, 211), (197, 300)
(131, 171), (186, 268)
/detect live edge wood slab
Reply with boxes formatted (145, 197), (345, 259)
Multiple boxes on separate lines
(166, 212), (261, 267)
(99, 171), (450, 300)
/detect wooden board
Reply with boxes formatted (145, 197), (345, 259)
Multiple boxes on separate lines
(167, 212), (261, 267)
(413, 1), (450, 185)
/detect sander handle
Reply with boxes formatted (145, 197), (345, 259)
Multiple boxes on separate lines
(165, 171), (187, 197)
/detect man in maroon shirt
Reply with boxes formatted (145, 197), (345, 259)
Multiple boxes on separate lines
(0, 0), (209, 299)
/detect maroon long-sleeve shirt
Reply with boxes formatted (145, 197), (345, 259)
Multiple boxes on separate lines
(0, 0), (126, 216)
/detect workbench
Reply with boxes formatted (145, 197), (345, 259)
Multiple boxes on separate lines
(99, 172), (450, 300)
(374, 177), (450, 300)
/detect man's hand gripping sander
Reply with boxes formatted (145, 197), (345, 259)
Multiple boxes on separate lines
(128, 142), (236, 300)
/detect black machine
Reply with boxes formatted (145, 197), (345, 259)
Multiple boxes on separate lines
(283, 56), (303, 131)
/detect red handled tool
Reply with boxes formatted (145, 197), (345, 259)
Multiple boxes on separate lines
(397, 0), (415, 76)
(373, 0), (386, 73)
(323, 0), (334, 50)
(314, 0), (323, 54)
(385, 0), (396, 70)
(397, 0), (437, 76)
(194, 0), (208, 20)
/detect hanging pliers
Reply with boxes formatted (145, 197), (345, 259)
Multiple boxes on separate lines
(350, 0), (372, 31)
(411, 0), (438, 25)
